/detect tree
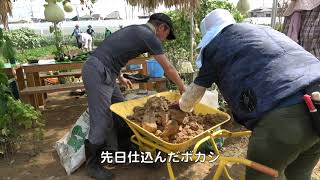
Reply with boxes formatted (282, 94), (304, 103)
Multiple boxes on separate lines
(0, 0), (13, 30)
(164, 0), (244, 65)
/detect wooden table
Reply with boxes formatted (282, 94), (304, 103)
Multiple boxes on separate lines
(2, 63), (21, 79)
(17, 60), (84, 108)
(2, 63), (22, 99)
(125, 57), (167, 91)
(126, 57), (151, 89)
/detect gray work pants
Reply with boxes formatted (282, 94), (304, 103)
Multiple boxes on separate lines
(82, 56), (125, 149)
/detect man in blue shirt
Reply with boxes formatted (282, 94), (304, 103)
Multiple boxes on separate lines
(71, 24), (82, 48)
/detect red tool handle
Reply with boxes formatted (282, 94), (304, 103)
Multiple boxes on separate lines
(251, 162), (279, 177)
(304, 95), (316, 112)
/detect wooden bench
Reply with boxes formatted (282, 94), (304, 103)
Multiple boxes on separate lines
(20, 83), (85, 108)
(20, 76), (166, 109)
(38, 71), (83, 99)
(17, 57), (168, 108)
(16, 61), (85, 108)
(39, 71), (82, 79)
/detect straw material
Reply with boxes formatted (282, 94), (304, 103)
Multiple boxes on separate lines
(126, 0), (199, 10)
(0, 0), (13, 30)
(284, 0), (320, 16)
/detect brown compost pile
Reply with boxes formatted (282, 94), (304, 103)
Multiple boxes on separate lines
(127, 96), (228, 143)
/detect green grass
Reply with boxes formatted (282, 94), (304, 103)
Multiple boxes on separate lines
(17, 45), (57, 62)
(16, 45), (78, 63)
(0, 45), (79, 64)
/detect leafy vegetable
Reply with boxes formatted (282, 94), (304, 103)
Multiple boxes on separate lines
(2, 37), (17, 62)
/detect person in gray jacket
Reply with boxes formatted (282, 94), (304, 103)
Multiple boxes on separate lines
(82, 13), (186, 180)
(178, 9), (320, 180)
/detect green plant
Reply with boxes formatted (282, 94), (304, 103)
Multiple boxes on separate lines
(0, 69), (44, 157)
(2, 36), (17, 63)
(0, 28), (4, 64)
(164, 0), (244, 65)
(52, 24), (64, 55)
(194, 0), (244, 47)
(195, 0), (244, 23)
(44, 0), (75, 60)
(164, 11), (192, 52)
(0, 57), (4, 65)
(92, 32), (106, 46)
(5, 28), (46, 50)
(167, 48), (191, 69)
(0, 28), (4, 54)
(275, 23), (284, 32)
(0, 28), (44, 156)
(16, 45), (78, 63)
(0, 27), (4, 64)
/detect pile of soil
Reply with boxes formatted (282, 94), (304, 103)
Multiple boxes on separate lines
(127, 96), (228, 143)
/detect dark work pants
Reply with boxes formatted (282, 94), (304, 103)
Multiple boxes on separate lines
(82, 56), (126, 150)
(246, 103), (320, 180)
(76, 36), (82, 48)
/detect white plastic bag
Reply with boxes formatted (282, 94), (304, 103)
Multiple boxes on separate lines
(200, 90), (219, 108)
(54, 108), (90, 175)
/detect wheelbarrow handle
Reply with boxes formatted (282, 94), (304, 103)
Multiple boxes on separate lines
(250, 162), (279, 177)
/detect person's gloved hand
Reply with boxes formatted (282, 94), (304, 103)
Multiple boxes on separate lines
(179, 83), (206, 112)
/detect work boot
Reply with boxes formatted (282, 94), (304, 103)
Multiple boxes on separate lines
(85, 139), (114, 180)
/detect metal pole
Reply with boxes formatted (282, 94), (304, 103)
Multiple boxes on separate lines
(125, 4), (127, 20)
(30, 0), (34, 18)
(271, 0), (278, 28)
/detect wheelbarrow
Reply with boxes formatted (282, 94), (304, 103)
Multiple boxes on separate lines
(110, 91), (278, 180)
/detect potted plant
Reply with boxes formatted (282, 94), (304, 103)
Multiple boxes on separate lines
(44, 0), (74, 62)
(2, 37), (17, 65)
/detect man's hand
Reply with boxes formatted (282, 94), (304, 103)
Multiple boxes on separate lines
(179, 85), (187, 95)
(119, 75), (133, 89)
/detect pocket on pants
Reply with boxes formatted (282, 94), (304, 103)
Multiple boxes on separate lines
(84, 57), (114, 85)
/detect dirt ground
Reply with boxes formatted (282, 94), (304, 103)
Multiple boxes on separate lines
(1, 91), (320, 180)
